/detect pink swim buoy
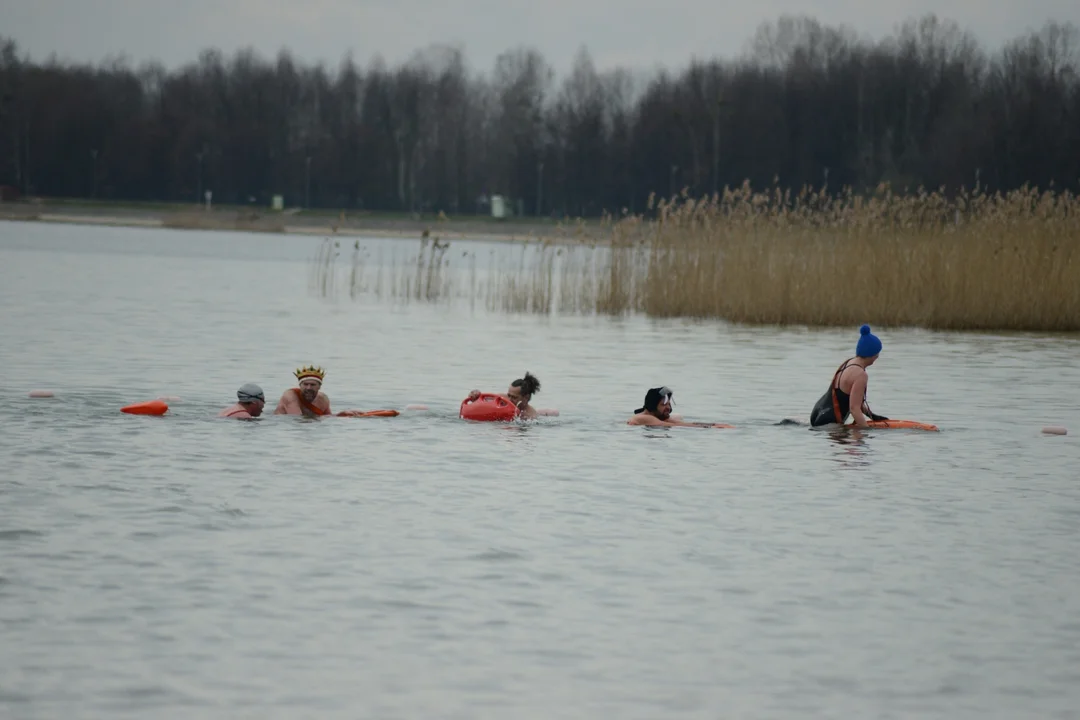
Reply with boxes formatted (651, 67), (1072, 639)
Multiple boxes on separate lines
(1042, 426), (1068, 435)
(28, 390), (55, 398)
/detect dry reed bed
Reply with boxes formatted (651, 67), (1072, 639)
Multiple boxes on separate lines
(595, 184), (1079, 330)
(311, 184), (1080, 331)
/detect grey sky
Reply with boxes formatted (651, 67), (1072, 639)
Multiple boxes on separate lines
(2, 0), (1078, 76)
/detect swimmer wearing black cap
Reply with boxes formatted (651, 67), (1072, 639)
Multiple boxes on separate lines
(219, 382), (266, 419)
(627, 386), (734, 428)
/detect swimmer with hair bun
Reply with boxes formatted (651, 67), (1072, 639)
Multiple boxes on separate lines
(467, 371), (541, 419)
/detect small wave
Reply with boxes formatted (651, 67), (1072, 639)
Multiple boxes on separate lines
(469, 549), (526, 562)
(0, 529), (45, 540)
(74, 483), (132, 493)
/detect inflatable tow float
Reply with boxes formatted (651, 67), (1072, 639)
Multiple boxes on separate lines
(337, 409), (399, 418)
(460, 393), (519, 422)
(121, 399), (169, 416)
(847, 419), (939, 432)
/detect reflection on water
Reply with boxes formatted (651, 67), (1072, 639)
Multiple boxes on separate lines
(823, 427), (874, 471)
(1, 221), (1079, 719)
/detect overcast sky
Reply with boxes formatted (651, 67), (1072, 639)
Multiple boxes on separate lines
(2, 0), (1078, 76)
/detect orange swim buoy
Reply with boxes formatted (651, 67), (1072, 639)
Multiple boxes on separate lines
(28, 390), (55, 398)
(337, 409), (400, 418)
(847, 419), (939, 431)
(121, 399), (169, 416)
(460, 393), (519, 422)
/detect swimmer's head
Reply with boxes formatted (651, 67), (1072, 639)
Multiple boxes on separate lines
(635, 386), (673, 420)
(295, 366), (325, 401)
(508, 372), (540, 407)
(856, 324), (882, 363)
(237, 383), (266, 416)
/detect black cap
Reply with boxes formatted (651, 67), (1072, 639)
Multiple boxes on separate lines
(634, 386), (673, 414)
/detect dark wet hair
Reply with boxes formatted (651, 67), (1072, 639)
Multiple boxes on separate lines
(634, 386), (673, 414)
(511, 372), (540, 397)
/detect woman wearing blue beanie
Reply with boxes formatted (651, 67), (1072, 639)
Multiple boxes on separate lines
(809, 324), (889, 428)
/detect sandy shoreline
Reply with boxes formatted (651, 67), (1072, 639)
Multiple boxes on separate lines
(0, 203), (603, 245)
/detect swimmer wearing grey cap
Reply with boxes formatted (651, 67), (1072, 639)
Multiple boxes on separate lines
(218, 383), (266, 419)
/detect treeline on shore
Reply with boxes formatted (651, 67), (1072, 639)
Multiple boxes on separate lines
(1, 14), (1078, 217)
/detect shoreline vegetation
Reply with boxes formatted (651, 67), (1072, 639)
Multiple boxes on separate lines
(2, 15), (1077, 332)
(310, 183), (1078, 333)
(5, 185), (1079, 333)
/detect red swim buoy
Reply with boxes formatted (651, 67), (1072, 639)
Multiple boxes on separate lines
(460, 393), (519, 422)
(28, 390), (55, 398)
(121, 399), (169, 416)
(847, 419), (939, 432)
(337, 409), (400, 418)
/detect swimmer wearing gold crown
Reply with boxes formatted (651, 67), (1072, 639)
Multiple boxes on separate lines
(274, 366), (333, 417)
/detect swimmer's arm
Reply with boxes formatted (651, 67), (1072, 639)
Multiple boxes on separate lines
(861, 398), (888, 421)
(631, 414), (706, 428)
(849, 373), (870, 427)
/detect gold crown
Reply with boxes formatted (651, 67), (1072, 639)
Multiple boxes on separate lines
(294, 365), (326, 382)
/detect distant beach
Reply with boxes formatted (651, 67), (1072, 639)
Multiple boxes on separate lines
(0, 198), (601, 245)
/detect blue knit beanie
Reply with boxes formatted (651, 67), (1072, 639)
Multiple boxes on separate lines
(856, 324), (882, 358)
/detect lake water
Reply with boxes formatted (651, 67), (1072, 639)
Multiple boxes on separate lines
(1, 220), (1079, 719)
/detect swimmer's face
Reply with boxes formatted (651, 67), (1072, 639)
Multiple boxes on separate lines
(864, 353), (879, 367)
(507, 385), (529, 408)
(299, 379), (321, 401)
(245, 398), (265, 417)
(655, 397), (672, 420)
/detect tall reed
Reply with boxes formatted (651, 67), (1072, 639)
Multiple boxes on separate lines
(312, 183), (1080, 331)
(599, 183), (1080, 330)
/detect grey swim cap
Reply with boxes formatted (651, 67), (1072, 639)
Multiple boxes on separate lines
(237, 383), (265, 403)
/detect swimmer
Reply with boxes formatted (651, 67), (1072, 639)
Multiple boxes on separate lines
(218, 383), (266, 419)
(467, 371), (541, 419)
(275, 366), (333, 417)
(627, 386), (733, 428)
(810, 324), (890, 428)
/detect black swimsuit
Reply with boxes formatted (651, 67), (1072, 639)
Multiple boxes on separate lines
(810, 359), (857, 427)
(810, 359), (886, 427)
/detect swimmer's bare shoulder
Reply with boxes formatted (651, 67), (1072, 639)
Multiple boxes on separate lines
(274, 390), (297, 414)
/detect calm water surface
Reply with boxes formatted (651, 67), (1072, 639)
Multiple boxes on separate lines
(1, 221), (1079, 719)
